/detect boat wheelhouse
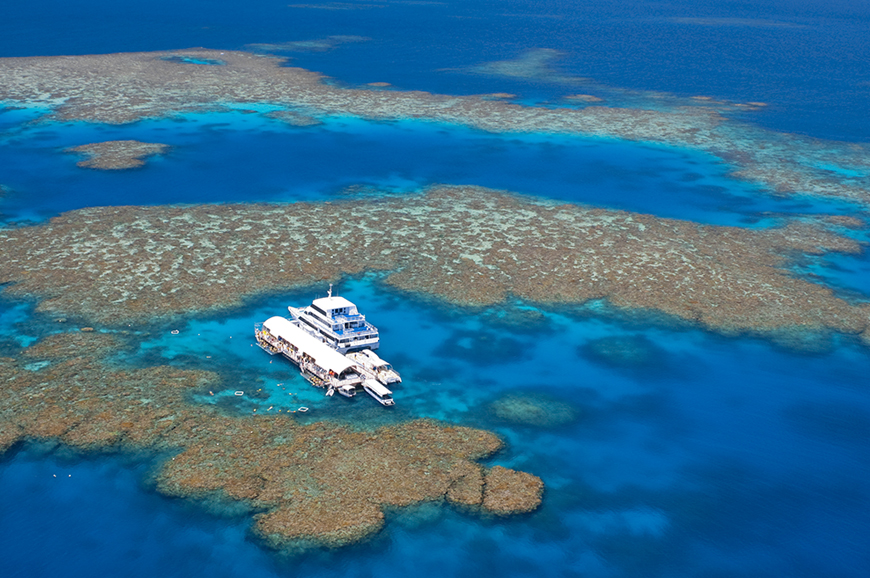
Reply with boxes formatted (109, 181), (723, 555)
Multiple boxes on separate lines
(255, 316), (362, 397)
(288, 285), (379, 354)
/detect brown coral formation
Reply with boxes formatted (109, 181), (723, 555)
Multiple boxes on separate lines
(65, 140), (169, 169)
(0, 185), (867, 338)
(1, 332), (212, 452)
(0, 49), (867, 204)
(483, 466), (544, 515)
(0, 331), (542, 547)
(158, 420), (527, 547)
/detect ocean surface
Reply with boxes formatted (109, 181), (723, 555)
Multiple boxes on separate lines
(2, 1), (870, 577)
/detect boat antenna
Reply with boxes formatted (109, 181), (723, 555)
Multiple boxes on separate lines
(328, 283), (333, 298)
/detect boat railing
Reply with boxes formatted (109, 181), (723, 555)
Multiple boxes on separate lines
(334, 327), (379, 339)
(331, 313), (365, 324)
(337, 332), (379, 343)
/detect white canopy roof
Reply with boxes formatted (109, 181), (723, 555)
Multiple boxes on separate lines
(363, 379), (393, 397)
(263, 316), (357, 375)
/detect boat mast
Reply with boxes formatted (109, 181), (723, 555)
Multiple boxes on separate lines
(328, 283), (333, 298)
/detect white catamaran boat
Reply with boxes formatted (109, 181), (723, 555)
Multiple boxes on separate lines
(255, 286), (401, 406)
(288, 284), (379, 354)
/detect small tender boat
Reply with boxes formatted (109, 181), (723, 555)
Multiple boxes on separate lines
(347, 349), (402, 385)
(362, 379), (395, 407)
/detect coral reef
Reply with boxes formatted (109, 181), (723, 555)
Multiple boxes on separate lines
(0, 49), (867, 204)
(65, 140), (168, 169)
(580, 335), (665, 370)
(483, 466), (544, 515)
(246, 36), (369, 54)
(1, 185), (867, 340)
(490, 394), (577, 427)
(264, 109), (322, 126)
(564, 94), (604, 103)
(0, 331), (542, 547)
(478, 92), (516, 100)
(157, 418), (523, 547)
(460, 48), (589, 85)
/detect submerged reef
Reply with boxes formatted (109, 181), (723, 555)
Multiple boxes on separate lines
(669, 17), (804, 29)
(1, 185), (867, 342)
(246, 35), (369, 54)
(65, 140), (169, 169)
(0, 332), (542, 547)
(489, 394), (577, 428)
(264, 109), (323, 126)
(0, 49), (867, 205)
(458, 48), (590, 85)
(580, 335), (666, 370)
(564, 94), (604, 103)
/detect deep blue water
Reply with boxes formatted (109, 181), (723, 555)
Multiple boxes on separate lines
(2, 1), (870, 577)
(2, 0), (869, 141)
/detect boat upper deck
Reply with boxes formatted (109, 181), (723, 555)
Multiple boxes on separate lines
(299, 295), (377, 336)
(288, 285), (380, 353)
(298, 310), (377, 335)
(330, 321), (377, 336)
(311, 295), (360, 317)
